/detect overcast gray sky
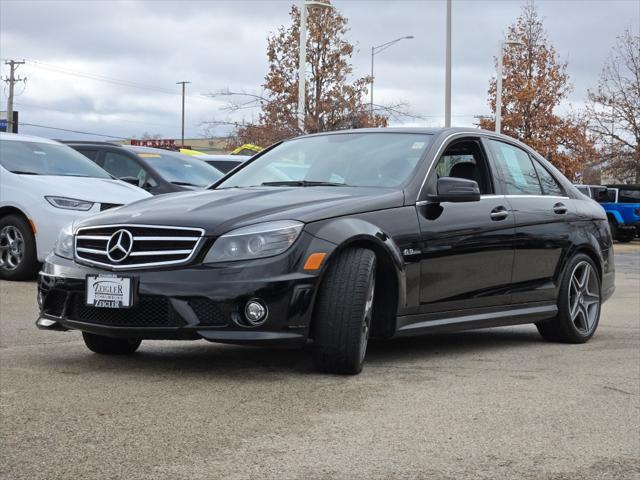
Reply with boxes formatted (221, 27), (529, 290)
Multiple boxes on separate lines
(1, 0), (638, 141)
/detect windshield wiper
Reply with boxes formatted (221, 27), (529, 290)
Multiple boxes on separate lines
(261, 180), (348, 187)
(10, 170), (40, 175)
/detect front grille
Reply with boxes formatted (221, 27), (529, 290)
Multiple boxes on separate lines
(74, 224), (204, 270)
(67, 293), (181, 328)
(100, 203), (122, 211)
(43, 290), (67, 317)
(189, 298), (228, 326)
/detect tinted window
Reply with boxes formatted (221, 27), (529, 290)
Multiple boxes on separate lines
(76, 149), (100, 161)
(591, 186), (611, 203)
(487, 140), (542, 195)
(207, 160), (241, 173)
(435, 140), (493, 194)
(0, 139), (111, 178)
(533, 161), (564, 196)
(219, 133), (433, 188)
(134, 150), (223, 187)
(103, 152), (149, 188)
(618, 189), (640, 203)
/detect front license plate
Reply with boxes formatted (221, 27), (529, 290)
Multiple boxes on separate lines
(86, 275), (133, 308)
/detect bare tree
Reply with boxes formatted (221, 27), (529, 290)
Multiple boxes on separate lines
(585, 29), (640, 184)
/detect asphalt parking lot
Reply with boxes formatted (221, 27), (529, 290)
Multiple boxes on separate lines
(1, 243), (639, 480)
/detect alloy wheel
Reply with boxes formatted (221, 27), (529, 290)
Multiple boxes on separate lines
(568, 261), (600, 334)
(0, 225), (25, 271)
(360, 267), (376, 363)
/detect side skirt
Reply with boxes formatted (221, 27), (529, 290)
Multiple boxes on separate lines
(394, 303), (557, 337)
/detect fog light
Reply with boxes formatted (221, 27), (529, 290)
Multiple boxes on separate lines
(244, 300), (267, 326)
(37, 290), (43, 309)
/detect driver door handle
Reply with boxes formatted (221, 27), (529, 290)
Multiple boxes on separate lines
(553, 202), (568, 214)
(490, 206), (509, 221)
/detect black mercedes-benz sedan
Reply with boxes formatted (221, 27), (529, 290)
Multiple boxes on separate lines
(37, 128), (615, 374)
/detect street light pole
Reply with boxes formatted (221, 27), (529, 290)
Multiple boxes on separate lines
(444, 0), (452, 128)
(297, 1), (333, 133)
(370, 35), (414, 117)
(495, 40), (522, 133)
(176, 81), (191, 146)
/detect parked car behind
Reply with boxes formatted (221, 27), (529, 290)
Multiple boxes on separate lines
(574, 184), (639, 242)
(0, 133), (150, 280)
(64, 142), (224, 195)
(196, 154), (249, 174)
(37, 128), (615, 374)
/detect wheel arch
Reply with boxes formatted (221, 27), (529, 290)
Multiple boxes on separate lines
(307, 218), (405, 339)
(606, 210), (623, 225)
(0, 205), (29, 222)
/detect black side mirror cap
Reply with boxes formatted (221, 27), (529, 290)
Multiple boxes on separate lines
(428, 176), (481, 203)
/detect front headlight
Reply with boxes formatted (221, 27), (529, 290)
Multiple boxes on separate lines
(54, 223), (74, 259)
(204, 220), (303, 263)
(45, 196), (94, 211)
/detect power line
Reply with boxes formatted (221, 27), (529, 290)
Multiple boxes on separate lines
(13, 101), (176, 128)
(22, 59), (217, 104)
(20, 122), (128, 139)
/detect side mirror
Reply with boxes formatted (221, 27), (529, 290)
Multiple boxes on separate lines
(429, 177), (481, 203)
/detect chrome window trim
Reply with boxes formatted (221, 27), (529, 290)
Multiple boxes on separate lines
(415, 132), (573, 205)
(73, 224), (206, 271)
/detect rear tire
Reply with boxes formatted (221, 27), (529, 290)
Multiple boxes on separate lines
(312, 248), (376, 375)
(536, 253), (601, 343)
(82, 332), (141, 355)
(0, 215), (39, 281)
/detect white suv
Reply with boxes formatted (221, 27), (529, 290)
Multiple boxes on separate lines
(0, 133), (151, 280)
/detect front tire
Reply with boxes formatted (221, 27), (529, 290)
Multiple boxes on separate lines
(536, 253), (601, 343)
(82, 332), (141, 355)
(0, 215), (39, 281)
(312, 248), (376, 375)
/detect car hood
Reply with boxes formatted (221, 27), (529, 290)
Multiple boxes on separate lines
(21, 175), (151, 203)
(77, 186), (405, 236)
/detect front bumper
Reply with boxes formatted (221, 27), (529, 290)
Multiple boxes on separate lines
(37, 232), (334, 347)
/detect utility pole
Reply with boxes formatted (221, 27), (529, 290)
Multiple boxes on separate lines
(444, 0), (452, 128)
(176, 81), (191, 146)
(3, 60), (26, 134)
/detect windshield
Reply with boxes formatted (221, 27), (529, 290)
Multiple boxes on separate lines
(132, 149), (223, 187)
(217, 132), (433, 188)
(0, 139), (111, 178)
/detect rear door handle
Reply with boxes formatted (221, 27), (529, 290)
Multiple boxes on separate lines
(553, 202), (568, 214)
(490, 206), (509, 221)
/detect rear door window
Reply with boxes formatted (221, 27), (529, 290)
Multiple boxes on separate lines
(618, 189), (640, 203)
(532, 161), (564, 196)
(486, 140), (542, 195)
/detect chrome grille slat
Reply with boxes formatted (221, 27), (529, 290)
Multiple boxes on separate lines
(74, 224), (205, 270)
(133, 236), (201, 241)
(129, 250), (193, 257)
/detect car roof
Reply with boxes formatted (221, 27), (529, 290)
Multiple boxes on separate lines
(606, 184), (639, 190)
(0, 132), (62, 145)
(60, 140), (123, 147)
(298, 127), (490, 138)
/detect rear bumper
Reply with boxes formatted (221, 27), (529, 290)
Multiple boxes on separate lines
(36, 233), (333, 346)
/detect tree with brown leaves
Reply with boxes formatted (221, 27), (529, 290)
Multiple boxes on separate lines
(479, 2), (596, 180)
(585, 29), (640, 184)
(219, 2), (388, 147)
